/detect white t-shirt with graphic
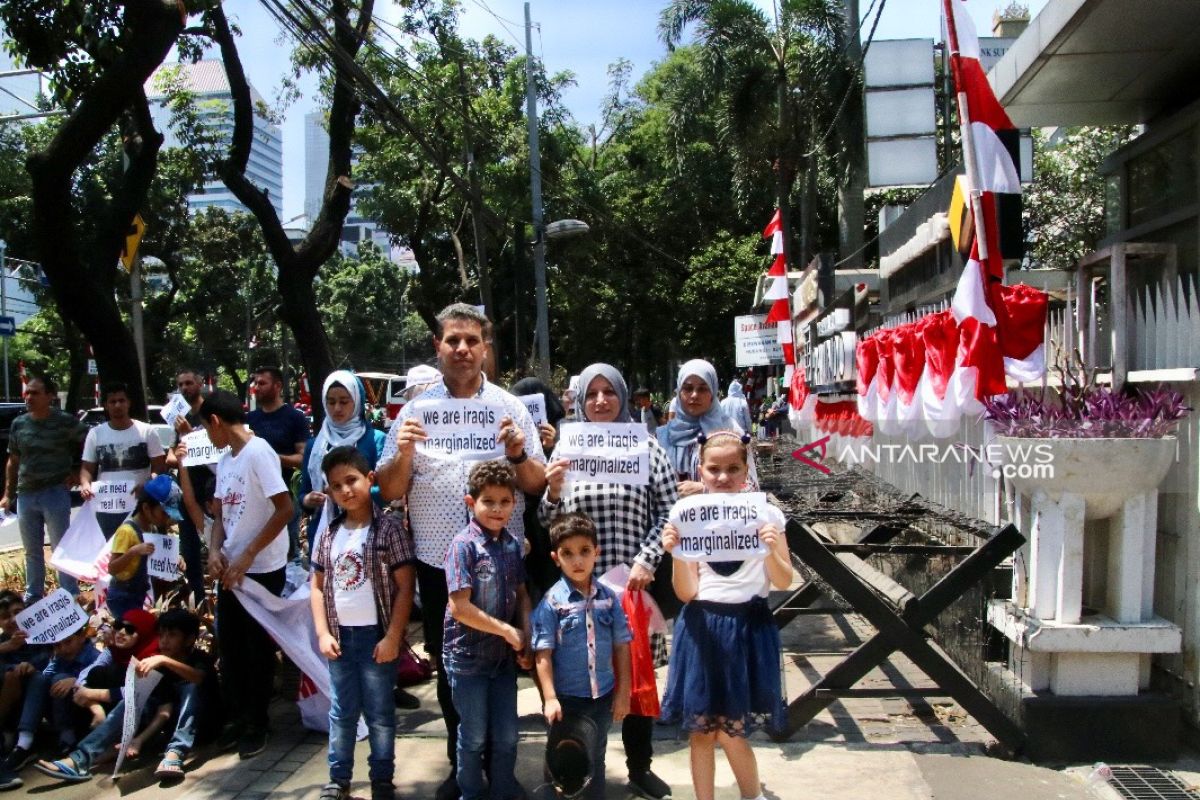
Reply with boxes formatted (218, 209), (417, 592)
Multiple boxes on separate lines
(331, 523), (376, 626)
(82, 421), (165, 514)
(216, 436), (290, 574)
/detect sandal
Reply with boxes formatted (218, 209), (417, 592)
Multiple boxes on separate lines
(33, 759), (92, 783)
(154, 754), (186, 781)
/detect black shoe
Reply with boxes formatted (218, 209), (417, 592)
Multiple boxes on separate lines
(319, 781), (350, 800)
(0, 768), (21, 792)
(238, 728), (268, 759)
(0, 747), (33, 773)
(435, 772), (459, 800)
(629, 769), (672, 800)
(215, 722), (244, 753)
(394, 686), (421, 710)
(371, 780), (396, 800)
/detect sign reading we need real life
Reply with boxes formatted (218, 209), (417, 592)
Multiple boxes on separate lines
(668, 492), (772, 562)
(409, 398), (508, 460)
(16, 588), (88, 644)
(556, 422), (651, 486)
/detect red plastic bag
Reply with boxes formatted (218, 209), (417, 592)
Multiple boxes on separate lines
(622, 589), (661, 718)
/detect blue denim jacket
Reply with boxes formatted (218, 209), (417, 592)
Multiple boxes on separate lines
(531, 577), (631, 699)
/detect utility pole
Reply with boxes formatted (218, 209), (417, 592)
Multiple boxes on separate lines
(0, 239), (8, 401)
(525, 1), (550, 380)
(129, 255), (149, 408)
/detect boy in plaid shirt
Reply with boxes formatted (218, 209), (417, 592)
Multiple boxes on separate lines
(310, 446), (416, 800)
(444, 459), (533, 800)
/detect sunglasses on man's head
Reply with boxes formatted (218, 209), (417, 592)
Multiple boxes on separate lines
(115, 622), (139, 636)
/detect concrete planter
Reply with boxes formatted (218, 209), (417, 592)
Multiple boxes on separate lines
(996, 435), (1176, 519)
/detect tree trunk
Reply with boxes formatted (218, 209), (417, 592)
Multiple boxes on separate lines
(775, 67), (795, 270)
(837, 0), (866, 269)
(25, 0), (183, 418)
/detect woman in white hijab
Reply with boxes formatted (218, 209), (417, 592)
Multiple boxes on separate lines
(721, 378), (753, 433)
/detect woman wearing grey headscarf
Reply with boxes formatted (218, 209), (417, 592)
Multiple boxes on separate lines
(657, 359), (755, 496)
(539, 363), (679, 800)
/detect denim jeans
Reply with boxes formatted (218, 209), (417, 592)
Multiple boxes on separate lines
(165, 681), (206, 759)
(17, 670), (48, 735)
(70, 700), (126, 772)
(448, 660), (519, 800)
(106, 582), (148, 622)
(17, 485), (77, 600)
(327, 625), (398, 784)
(559, 694), (614, 800)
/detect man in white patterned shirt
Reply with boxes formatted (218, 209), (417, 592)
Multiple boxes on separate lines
(377, 303), (545, 800)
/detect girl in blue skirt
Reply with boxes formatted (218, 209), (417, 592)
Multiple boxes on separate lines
(660, 430), (793, 800)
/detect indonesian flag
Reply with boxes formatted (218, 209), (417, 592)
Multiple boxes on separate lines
(945, 0), (1045, 387)
(762, 210), (794, 372)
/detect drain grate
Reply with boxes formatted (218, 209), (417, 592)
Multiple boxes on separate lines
(1107, 766), (1200, 800)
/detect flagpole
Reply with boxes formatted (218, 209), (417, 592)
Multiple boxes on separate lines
(941, 0), (991, 265)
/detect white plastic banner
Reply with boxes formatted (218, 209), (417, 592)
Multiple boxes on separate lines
(409, 398), (507, 460)
(15, 588), (88, 644)
(50, 501), (106, 581)
(556, 422), (650, 486)
(668, 492), (771, 562)
(143, 533), (181, 581)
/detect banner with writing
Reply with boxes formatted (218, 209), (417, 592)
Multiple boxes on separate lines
(93, 479), (136, 514)
(556, 422), (651, 487)
(143, 533), (182, 581)
(519, 394), (547, 426)
(113, 658), (163, 777)
(16, 588), (88, 644)
(160, 393), (190, 427)
(668, 492), (771, 562)
(410, 399), (506, 460)
(181, 429), (229, 466)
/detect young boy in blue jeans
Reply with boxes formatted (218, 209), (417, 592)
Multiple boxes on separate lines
(311, 446), (416, 800)
(531, 513), (632, 800)
(444, 459), (532, 800)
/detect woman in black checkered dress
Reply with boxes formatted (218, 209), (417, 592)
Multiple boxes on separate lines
(539, 363), (678, 800)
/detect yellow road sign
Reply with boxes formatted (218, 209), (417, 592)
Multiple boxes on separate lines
(120, 213), (146, 271)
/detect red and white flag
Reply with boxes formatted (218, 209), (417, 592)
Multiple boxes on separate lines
(761, 210), (795, 377)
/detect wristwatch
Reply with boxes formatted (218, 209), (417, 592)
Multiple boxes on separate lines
(507, 451), (528, 465)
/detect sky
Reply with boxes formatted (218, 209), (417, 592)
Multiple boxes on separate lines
(220, 0), (1049, 220)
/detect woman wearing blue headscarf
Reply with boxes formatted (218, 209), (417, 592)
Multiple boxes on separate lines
(299, 370), (386, 518)
(658, 359), (755, 496)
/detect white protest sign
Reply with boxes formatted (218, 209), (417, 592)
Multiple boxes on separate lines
(668, 492), (772, 562)
(93, 479), (136, 514)
(556, 422), (651, 486)
(113, 658), (163, 777)
(410, 398), (507, 461)
(143, 533), (181, 581)
(519, 394), (547, 426)
(160, 393), (190, 427)
(181, 428), (229, 466)
(15, 588), (88, 644)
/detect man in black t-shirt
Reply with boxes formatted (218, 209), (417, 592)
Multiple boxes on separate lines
(246, 367), (309, 560)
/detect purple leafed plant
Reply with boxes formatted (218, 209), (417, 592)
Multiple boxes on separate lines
(984, 359), (1191, 439)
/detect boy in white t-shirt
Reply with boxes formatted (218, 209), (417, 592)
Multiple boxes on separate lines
(200, 390), (293, 760)
(80, 383), (167, 540)
(311, 446), (416, 800)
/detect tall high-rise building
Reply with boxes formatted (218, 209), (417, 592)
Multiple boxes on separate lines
(303, 111), (399, 258)
(146, 60), (284, 219)
(0, 47), (42, 120)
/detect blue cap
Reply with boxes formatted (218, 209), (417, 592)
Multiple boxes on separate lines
(141, 474), (184, 521)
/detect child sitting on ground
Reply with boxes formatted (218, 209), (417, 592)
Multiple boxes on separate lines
(0, 592), (52, 790)
(75, 609), (160, 728)
(107, 476), (187, 621)
(531, 512), (632, 800)
(310, 446), (416, 800)
(34, 608), (216, 783)
(444, 460), (533, 800)
(151, 608), (222, 782)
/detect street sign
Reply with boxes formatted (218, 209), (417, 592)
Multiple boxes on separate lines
(120, 213), (145, 272)
(87, 359), (97, 375)
(0, 316), (15, 337)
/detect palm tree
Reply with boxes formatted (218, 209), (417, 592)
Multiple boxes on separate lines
(659, 0), (863, 268)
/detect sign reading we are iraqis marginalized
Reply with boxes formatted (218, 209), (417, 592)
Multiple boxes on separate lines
(734, 314), (785, 367)
(181, 429), (229, 466)
(15, 588), (88, 644)
(519, 394), (547, 426)
(556, 422), (650, 486)
(410, 398), (507, 460)
(668, 492), (772, 562)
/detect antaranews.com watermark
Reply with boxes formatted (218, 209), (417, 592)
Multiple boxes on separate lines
(829, 441), (1056, 480)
